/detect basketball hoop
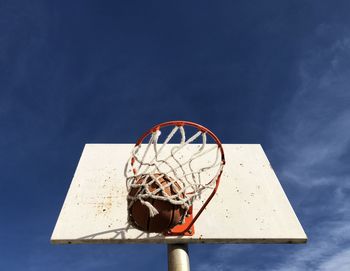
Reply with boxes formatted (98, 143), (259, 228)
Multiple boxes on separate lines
(124, 121), (225, 235)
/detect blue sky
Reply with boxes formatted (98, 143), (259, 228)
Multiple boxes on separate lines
(1, 1), (349, 270)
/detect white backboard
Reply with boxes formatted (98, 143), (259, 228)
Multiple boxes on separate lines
(51, 144), (307, 244)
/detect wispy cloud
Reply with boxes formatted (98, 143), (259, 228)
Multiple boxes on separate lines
(267, 24), (350, 270)
(197, 23), (350, 271)
(271, 29), (350, 188)
(318, 248), (350, 271)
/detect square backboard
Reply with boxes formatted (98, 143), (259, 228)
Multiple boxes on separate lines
(51, 144), (307, 244)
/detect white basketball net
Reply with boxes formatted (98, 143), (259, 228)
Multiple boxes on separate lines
(124, 125), (224, 221)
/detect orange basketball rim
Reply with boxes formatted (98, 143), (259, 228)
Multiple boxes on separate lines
(127, 120), (226, 236)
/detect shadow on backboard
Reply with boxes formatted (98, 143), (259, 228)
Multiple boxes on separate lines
(77, 224), (165, 242)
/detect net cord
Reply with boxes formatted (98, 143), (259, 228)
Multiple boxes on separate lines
(125, 125), (222, 221)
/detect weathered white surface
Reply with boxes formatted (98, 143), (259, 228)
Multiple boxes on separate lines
(51, 144), (307, 244)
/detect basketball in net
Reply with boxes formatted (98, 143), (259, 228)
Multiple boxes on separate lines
(124, 121), (225, 234)
(128, 174), (186, 233)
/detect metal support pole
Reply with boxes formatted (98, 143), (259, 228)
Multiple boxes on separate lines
(167, 244), (190, 271)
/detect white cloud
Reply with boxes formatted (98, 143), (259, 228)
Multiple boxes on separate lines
(198, 25), (350, 271)
(271, 28), (350, 187)
(319, 249), (350, 271)
(266, 25), (350, 271)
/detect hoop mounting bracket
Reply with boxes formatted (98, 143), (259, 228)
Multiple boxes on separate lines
(164, 206), (195, 236)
